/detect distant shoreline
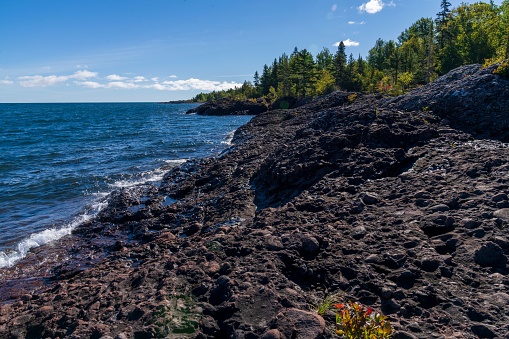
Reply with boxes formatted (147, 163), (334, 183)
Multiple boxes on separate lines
(159, 99), (197, 104)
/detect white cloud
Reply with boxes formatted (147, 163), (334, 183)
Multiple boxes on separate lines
(19, 75), (69, 87)
(333, 39), (360, 47)
(133, 76), (147, 82)
(158, 78), (242, 91)
(72, 70), (97, 80)
(78, 81), (138, 89)
(359, 0), (385, 14)
(343, 39), (360, 47)
(79, 78), (241, 91)
(348, 20), (366, 25)
(348, 21), (355, 24)
(19, 69), (242, 93)
(150, 83), (167, 91)
(106, 74), (127, 81)
(19, 70), (97, 87)
(107, 81), (138, 89)
(0, 79), (13, 85)
(78, 81), (105, 89)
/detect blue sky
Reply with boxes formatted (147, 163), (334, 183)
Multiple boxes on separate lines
(0, 0), (502, 103)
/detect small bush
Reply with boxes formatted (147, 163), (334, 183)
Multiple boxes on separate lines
(347, 93), (358, 103)
(493, 60), (509, 79)
(335, 301), (392, 339)
(313, 293), (341, 316)
(152, 293), (199, 337)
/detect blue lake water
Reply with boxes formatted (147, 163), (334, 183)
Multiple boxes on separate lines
(0, 102), (252, 267)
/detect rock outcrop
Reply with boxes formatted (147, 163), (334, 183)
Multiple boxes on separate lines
(384, 63), (509, 141)
(1, 65), (509, 338)
(186, 98), (268, 116)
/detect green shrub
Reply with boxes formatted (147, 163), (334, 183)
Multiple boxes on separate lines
(493, 60), (509, 79)
(334, 301), (392, 339)
(152, 293), (199, 338)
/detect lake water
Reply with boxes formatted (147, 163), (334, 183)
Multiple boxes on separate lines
(0, 102), (252, 268)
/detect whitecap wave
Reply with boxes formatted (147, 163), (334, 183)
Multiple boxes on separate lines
(221, 130), (236, 146)
(110, 159), (187, 189)
(0, 159), (186, 269)
(0, 197), (108, 269)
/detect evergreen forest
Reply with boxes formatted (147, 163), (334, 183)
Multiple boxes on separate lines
(192, 0), (509, 102)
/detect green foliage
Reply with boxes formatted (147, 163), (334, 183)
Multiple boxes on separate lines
(493, 59), (509, 78)
(207, 240), (223, 252)
(313, 293), (341, 315)
(190, 1), (509, 103)
(152, 293), (199, 338)
(347, 93), (358, 103)
(290, 48), (318, 97)
(315, 69), (335, 95)
(335, 301), (392, 339)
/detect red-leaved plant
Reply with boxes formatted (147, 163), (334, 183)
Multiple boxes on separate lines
(334, 301), (392, 338)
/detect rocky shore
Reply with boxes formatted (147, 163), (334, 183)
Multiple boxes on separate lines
(1, 64), (509, 339)
(185, 98), (269, 116)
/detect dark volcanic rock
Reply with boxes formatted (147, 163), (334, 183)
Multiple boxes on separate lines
(2, 65), (509, 338)
(384, 63), (509, 141)
(186, 98), (268, 115)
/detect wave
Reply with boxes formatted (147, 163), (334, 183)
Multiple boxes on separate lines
(221, 130), (236, 146)
(0, 159), (187, 269)
(109, 159), (187, 189)
(0, 198), (108, 269)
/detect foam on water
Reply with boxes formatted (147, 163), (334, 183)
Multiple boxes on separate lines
(109, 159), (187, 189)
(222, 130), (236, 146)
(0, 198), (108, 268)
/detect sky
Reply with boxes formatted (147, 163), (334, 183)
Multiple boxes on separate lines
(0, 0), (503, 103)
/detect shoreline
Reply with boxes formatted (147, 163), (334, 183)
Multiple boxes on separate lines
(1, 64), (509, 338)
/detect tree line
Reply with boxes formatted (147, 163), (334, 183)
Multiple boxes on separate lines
(192, 0), (509, 102)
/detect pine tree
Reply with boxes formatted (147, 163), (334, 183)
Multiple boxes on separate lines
(277, 53), (292, 97)
(316, 47), (334, 72)
(436, 0), (452, 50)
(253, 71), (260, 88)
(270, 59), (279, 90)
(357, 54), (365, 76)
(260, 64), (271, 95)
(334, 41), (347, 88)
(290, 48), (317, 97)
